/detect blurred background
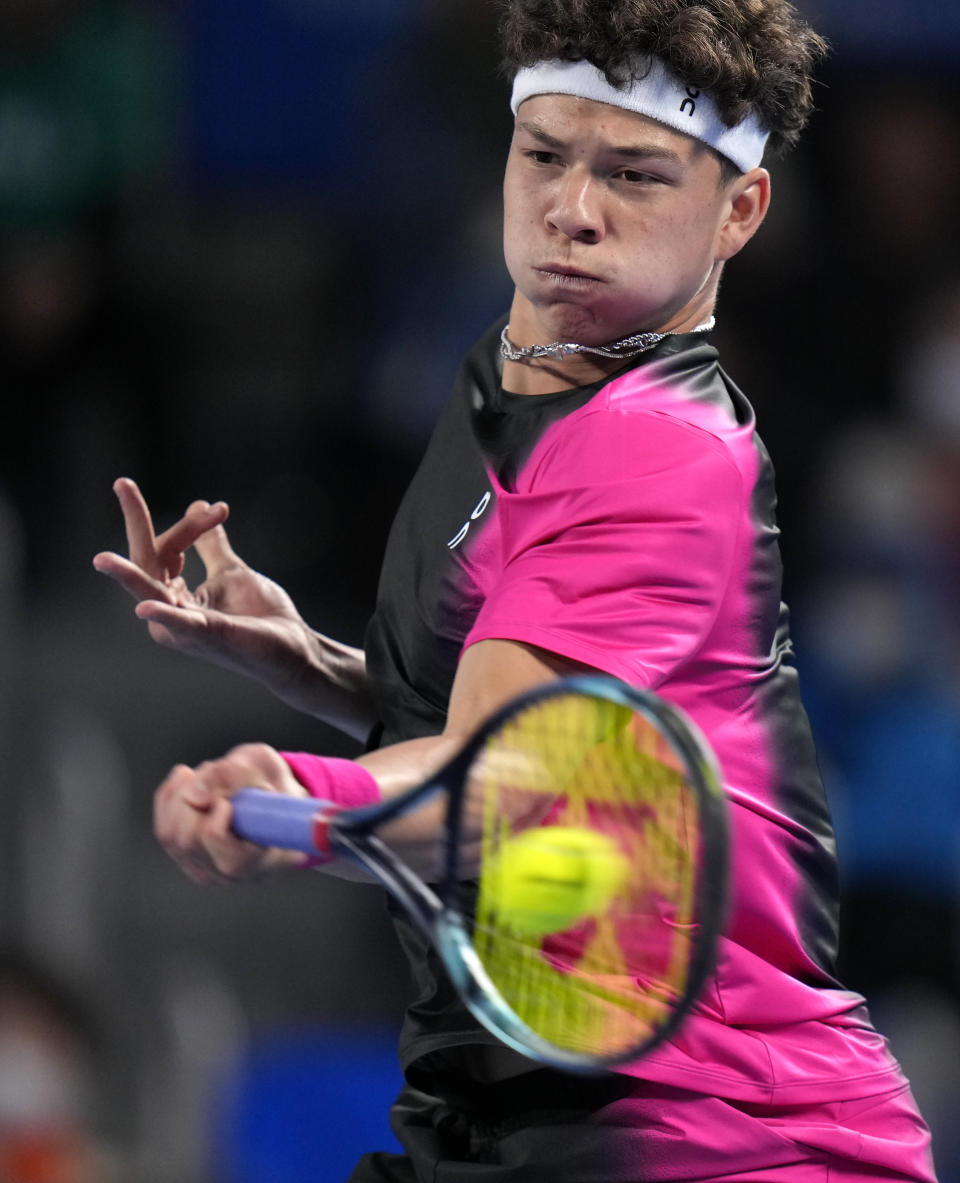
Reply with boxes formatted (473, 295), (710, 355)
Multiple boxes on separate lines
(0, 0), (957, 1178)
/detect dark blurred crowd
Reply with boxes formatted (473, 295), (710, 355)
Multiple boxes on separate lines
(0, 0), (957, 1179)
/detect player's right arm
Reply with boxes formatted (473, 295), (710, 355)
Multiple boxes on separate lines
(93, 478), (375, 742)
(151, 637), (584, 886)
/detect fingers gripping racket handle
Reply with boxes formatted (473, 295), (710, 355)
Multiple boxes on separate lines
(231, 788), (340, 858)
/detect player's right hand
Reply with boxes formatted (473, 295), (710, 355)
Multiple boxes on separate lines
(154, 743), (310, 885)
(93, 478), (317, 699)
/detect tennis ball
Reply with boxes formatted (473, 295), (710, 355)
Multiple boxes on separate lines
(489, 826), (629, 937)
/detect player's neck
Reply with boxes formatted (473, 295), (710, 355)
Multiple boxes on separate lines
(500, 296), (623, 395)
(500, 292), (714, 396)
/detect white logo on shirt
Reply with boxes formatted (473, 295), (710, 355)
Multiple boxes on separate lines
(447, 491), (492, 550)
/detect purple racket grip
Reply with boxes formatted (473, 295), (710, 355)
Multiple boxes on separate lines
(231, 789), (331, 854)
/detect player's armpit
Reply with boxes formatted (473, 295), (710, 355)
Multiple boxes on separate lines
(443, 638), (592, 738)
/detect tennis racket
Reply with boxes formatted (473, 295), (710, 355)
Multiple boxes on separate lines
(231, 675), (728, 1074)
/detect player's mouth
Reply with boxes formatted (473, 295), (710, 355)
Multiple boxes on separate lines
(535, 264), (604, 288)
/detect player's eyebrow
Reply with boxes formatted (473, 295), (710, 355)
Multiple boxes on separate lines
(516, 120), (683, 165)
(516, 121), (569, 149)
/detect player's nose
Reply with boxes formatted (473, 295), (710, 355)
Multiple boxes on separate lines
(545, 171), (605, 243)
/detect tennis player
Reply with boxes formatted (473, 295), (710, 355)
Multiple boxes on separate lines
(95, 1), (939, 1179)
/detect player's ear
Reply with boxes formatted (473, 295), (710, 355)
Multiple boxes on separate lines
(715, 167), (771, 262)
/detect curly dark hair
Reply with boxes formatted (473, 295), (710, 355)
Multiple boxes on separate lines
(498, 0), (828, 158)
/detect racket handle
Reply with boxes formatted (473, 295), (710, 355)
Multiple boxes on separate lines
(231, 788), (337, 855)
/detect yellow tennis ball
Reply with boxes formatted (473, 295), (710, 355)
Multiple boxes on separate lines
(490, 826), (629, 937)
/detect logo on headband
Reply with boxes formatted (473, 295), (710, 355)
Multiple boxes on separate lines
(680, 86), (700, 117)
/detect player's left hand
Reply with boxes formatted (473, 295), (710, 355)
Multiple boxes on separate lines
(154, 743), (310, 886)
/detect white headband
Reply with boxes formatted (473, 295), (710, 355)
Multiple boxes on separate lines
(510, 58), (769, 173)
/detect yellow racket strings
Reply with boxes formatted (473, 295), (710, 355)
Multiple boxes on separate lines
(472, 692), (701, 1058)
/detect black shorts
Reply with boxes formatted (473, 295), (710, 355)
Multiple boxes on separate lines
(346, 1050), (633, 1183)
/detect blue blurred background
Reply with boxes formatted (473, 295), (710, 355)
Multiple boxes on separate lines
(0, 0), (958, 1179)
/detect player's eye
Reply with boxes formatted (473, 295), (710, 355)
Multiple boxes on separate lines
(524, 149), (561, 166)
(616, 168), (662, 185)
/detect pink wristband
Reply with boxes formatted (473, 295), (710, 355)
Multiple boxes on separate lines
(280, 753), (382, 806)
(279, 753), (382, 868)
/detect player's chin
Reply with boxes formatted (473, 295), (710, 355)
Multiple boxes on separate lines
(544, 289), (656, 343)
(538, 301), (614, 346)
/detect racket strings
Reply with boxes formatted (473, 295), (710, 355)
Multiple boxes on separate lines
(467, 692), (703, 1060)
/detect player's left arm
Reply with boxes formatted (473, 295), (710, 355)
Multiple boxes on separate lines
(152, 639), (584, 885)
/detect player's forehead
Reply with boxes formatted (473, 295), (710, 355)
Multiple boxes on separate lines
(514, 94), (706, 162)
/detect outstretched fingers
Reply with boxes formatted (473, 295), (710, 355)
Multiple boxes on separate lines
(111, 477), (168, 575)
(111, 477), (229, 581)
(157, 499), (233, 572)
(154, 500), (230, 580)
(92, 551), (177, 605)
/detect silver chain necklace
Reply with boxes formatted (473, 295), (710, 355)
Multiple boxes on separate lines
(499, 316), (716, 363)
